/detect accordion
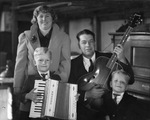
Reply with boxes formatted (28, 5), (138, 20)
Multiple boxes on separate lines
(29, 79), (77, 120)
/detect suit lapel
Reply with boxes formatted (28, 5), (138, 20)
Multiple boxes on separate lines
(95, 51), (104, 59)
(95, 51), (99, 59)
(27, 24), (41, 51)
(47, 24), (59, 51)
(79, 55), (88, 73)
(118, 92), (128, 105)
(29, 34), (40, 51)
(26, 26), (40, 72)
(105, 92), (118, 111)
(34, 73), (42, 80)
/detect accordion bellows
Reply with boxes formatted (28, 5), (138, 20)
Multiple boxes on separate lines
(29, 79), (77, 120)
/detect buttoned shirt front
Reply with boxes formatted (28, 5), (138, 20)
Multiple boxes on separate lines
(112, 92), (124, 104)
(83, 53), (95, 72)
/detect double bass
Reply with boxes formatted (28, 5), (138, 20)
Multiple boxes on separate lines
(77, 13), (142, 110)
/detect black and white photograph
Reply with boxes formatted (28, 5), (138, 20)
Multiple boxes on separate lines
(0, 0), (150, 120)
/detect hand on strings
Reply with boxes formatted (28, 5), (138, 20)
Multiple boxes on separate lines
(25, 88), (42, 103)
(85, 85), (105, 99)
(113, 44), (127, 64)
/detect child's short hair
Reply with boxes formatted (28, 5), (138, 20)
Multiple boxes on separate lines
(111, 69), (130, 83)
(34, 47), (52, 60)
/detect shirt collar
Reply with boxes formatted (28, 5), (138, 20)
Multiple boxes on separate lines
(112, 91), (124, 96)
(83, 52), (96, 64)
(38, 27), (53, 39)
(83, 53), (95, 72)
(112, 92), (124, 103)
(38, 71), (50, 79)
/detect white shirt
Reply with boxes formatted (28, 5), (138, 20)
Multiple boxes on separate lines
(83, 53), (95, 72)
(38, 71), (50, 80)
(83, 53), (95, 101)
(112, 92), (124, 104)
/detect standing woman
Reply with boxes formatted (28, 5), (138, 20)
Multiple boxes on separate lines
(14, 5), (71, 94)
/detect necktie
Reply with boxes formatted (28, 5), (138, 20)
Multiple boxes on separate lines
(113, 93), (120, 104)
(41, 73), (47, 80)
(89, 59), (94, 72)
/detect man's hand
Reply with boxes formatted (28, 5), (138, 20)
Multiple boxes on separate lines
(85, 85), (105, 99)
(25, 88), (42, 103)
(113, 44), (127, 64)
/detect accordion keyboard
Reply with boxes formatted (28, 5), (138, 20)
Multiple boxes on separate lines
(29, 79), (78, 120)
(29, 80), (46, 118)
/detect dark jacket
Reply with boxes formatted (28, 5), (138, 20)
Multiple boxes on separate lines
(100, 91), (141, 120)
(19, 72), (61, 112)
(68, 51), (134, 120)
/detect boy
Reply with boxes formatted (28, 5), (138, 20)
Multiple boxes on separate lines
(18, 47), (61, 120)
(100, 70), (142, 120)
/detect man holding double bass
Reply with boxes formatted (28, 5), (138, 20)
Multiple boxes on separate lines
(68, 29), (134, 120)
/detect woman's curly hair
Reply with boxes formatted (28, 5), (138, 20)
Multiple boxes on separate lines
(31, 5), (57, 24)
